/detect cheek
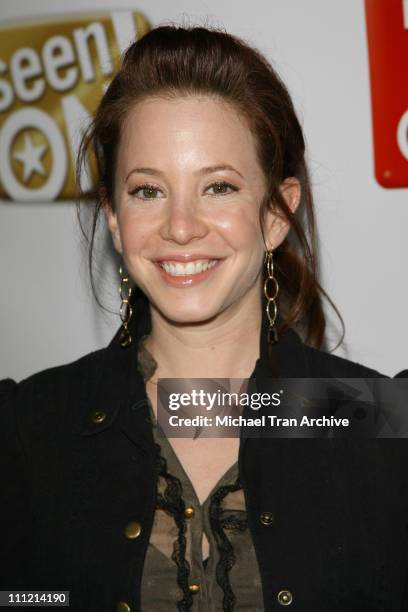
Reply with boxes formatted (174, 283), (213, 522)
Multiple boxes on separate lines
(215, 207), (263, 250)
(118, 214), (151, 253)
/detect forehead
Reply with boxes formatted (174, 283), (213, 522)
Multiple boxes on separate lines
(117, 95), (262, 177)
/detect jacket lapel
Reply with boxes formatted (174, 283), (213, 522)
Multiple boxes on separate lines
(79, 289), (154, 454)
(247, 294), (367, 439)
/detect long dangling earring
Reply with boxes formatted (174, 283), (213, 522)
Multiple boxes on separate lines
(118, 264), (133, 347)
(263, 249), (279, 345)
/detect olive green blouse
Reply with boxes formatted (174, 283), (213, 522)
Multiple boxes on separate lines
(136, 335), (264, 611)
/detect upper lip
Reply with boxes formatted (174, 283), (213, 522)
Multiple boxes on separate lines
(154, 254), (223, 263)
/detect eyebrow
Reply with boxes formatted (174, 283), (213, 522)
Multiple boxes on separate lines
(125, 164), (244, 182)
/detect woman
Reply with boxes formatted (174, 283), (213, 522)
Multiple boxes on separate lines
(1, 25), (408, 612)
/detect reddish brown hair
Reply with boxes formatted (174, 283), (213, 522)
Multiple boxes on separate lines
(77, 25), (343, 349)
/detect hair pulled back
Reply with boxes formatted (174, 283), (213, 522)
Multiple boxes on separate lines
(77, 24), (343, 349)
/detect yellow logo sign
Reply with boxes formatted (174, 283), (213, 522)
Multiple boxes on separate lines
(0, 10), (150, 202)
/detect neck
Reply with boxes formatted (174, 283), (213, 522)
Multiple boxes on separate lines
(143, 286), (262, 380)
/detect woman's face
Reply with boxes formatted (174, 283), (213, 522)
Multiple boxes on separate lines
(105, 95), (299, 324)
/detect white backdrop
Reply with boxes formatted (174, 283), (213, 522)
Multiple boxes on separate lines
(1, 0), (407, 381)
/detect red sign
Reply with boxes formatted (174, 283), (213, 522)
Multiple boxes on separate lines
(365, 0), (408, 188)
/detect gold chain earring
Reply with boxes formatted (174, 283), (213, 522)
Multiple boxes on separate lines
(263, 249), (279, 344)
(118, 264), (133, 347)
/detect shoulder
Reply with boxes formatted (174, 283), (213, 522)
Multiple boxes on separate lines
(302, 342), (408, 379)
(2, 347), (105, 393)
(302, 344), (387, 378)
(279, 328), (390, 378)
(0, 347), (107, 429)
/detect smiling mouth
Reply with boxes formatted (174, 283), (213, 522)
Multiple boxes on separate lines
(158, 259), (220, 276)
(153, 258), (224, 286)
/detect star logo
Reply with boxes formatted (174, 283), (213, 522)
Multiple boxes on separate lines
(13, 132), (48, 183)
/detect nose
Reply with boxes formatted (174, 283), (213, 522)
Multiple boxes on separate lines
(159, 196), (208, 245)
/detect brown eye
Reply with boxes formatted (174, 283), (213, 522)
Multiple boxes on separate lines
(129, 184), (163, 200)
(206, 182), (238, 195)
(141, 186), (158, 198)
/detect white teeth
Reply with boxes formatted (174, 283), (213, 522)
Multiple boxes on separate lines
(160, 259), (219, 276)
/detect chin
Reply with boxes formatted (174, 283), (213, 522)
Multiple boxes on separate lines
(155, 300), (221, 326)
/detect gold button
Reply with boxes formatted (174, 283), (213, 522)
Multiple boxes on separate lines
(125, 521), (142, 539)
(188, 583), (200, 594)
(116, 602), (131, 612)
(91, 410), (107, 424)
(184, 506), (195, 519)
(260, 511), (275, 526)
(277, 590), (293, 606)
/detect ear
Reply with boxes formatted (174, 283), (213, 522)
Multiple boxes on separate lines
(263, 177), (301, 251)
(100, 187), (123, 254)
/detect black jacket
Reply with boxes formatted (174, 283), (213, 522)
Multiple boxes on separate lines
(1, 294), (408, 612)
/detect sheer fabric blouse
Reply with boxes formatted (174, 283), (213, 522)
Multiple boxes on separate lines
(136, 335), (264, 611)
